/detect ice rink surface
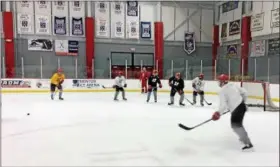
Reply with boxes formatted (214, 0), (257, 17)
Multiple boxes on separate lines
(1, 92), (279, 166)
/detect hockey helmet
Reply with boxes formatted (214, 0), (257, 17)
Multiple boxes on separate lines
(199, 73), (204, 79)
(57, 68), (63, 73)
(153, 70), (158, 75)
(175, 72), (181, 78)
(118, 71), (123, 76)
(218, 74), (229, 87)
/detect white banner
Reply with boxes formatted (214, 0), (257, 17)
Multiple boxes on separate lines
(111, 2), (125, 38)
(28, 39), (53, 51)
(251, 13), (264, 32)
(95, 2), (110, 38)
(34, 1), (51, 15)
(69, 1), (85, 17)
(114, 21), (125, 38)
(17, 14), (34, 34)
(52, 1), (68, 16)
(96, 18), (109, 37)
(250, 40), (265, 57)
(127, 20), (139, 39)
(70, 17), (84, 36)
(35, 15), (51, 35)
(55, 40), (68, 54)
(271, 8), (279, 28)
(16, 1), (34, 14)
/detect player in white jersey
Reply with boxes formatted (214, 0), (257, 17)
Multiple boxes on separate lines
(192, 73), (205, 106)
(113, 71), (127, 101)
(212, 74), (253, 150)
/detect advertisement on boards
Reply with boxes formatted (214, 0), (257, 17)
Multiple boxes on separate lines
(72, 79), (101, 88)
(1, 80), (31, 88)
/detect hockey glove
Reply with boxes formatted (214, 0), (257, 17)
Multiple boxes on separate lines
(212, 111), (220, 121)
(59, 79), (64, 84)
(178, 89), (183, 95)
(192, 83), (196, 89)
(124, 84), (127, 88)
(159, 84), (162, 88)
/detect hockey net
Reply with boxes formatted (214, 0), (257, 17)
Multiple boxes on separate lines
(241, 81), (279, 112)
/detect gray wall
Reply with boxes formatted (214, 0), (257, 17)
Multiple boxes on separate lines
(14, 38), (86, 79)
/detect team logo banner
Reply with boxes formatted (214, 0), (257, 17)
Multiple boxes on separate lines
(54, 16), (67, 35)
(127, 1), (138, 16)
(140, 22), (151, 39)
(114, 21), (124, 38)
(55, 40), (79, 56)
(71, 17), (84, 36)
(17, 14), (34, 34)
(70, 1), (84, 16)
(184, 32), (196, 54)
(268, 38), (280, 54)
(72, 79), (101, 89)
(1, 80), (31, 88)
(221, 23), (228, 39)
(229, 20), (240, 36)
(227, 45), (237, 57)
(35, 1), (51, 15)
(271, 8), (279, 28)
(96, 18), (109, 37)
(127, 20), (139, 39)
(28, 39), (53, 51)
(52, 1), (68, 16)
(251, 13), (264, 32)
(96, 2), (109, 14)
(221, 1), (238, 13)
(35, 15), (51, 35)
(17, 1), (34, 14)
(250, 40), (265, 57)
(112, 2), (124, 15)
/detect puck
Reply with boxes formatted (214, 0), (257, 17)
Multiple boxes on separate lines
(27, 113), (30, 116)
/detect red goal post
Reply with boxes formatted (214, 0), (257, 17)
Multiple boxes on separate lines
(241, 81), (279, 112)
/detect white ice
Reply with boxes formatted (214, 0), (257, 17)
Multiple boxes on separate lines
(1, 92), (279, 166)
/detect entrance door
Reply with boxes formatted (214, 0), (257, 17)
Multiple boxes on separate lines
(111, 52), (154, 79)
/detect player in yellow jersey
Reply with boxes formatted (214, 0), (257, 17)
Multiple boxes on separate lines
(50, 68), (65, 100)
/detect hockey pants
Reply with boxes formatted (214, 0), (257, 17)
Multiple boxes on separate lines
(193, 91), (204, 104)
(231, 102), (252, 145)
(170, 89), (184, 103)
(114, 87), (125, 100)
(147, 87), (157, 101)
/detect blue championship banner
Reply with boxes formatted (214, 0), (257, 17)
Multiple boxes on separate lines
(127, 1), (138, 16)
(140, 22), (151, 39)
(68, 40), (79, 56)
(184, 32), (196, 54)
(227, 44), (237, 57)
(222, 1), (238, 13)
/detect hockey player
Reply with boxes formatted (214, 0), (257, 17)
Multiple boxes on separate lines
(168, 72), (185, 106)
(50, 68), (65, 100)
(139, 67), (148, 93)
(113, 71), (127, 101)
(146, 70), (162, 103)
(192, 73), (205, 106)
(212, 74), (253, 150)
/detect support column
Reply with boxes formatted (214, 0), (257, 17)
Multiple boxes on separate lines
(212, 25), (219, 79)
(85, 2), (94, 79)
(154, 2), (163, 79)
(3, 11), (15, 78)
(241, 16), (251, 76)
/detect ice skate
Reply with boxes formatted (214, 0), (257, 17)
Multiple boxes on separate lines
(168, 102), (174, 105)
(59, 97), (64, 100)
(242, 143), (254, 151)
(179, 102), (185, 106)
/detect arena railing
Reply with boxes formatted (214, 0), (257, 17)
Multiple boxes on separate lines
(0, 56), (278, 84)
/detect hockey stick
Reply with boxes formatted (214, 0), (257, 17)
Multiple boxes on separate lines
(204, 99), (212, 105)
(185, 98), (194, 105)
(178, 110), (231, 131)
(102, 85), (113, 89)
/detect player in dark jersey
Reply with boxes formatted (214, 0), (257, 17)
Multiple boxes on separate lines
(147, 70), (162, 102)
(168, 72), (185, 106)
